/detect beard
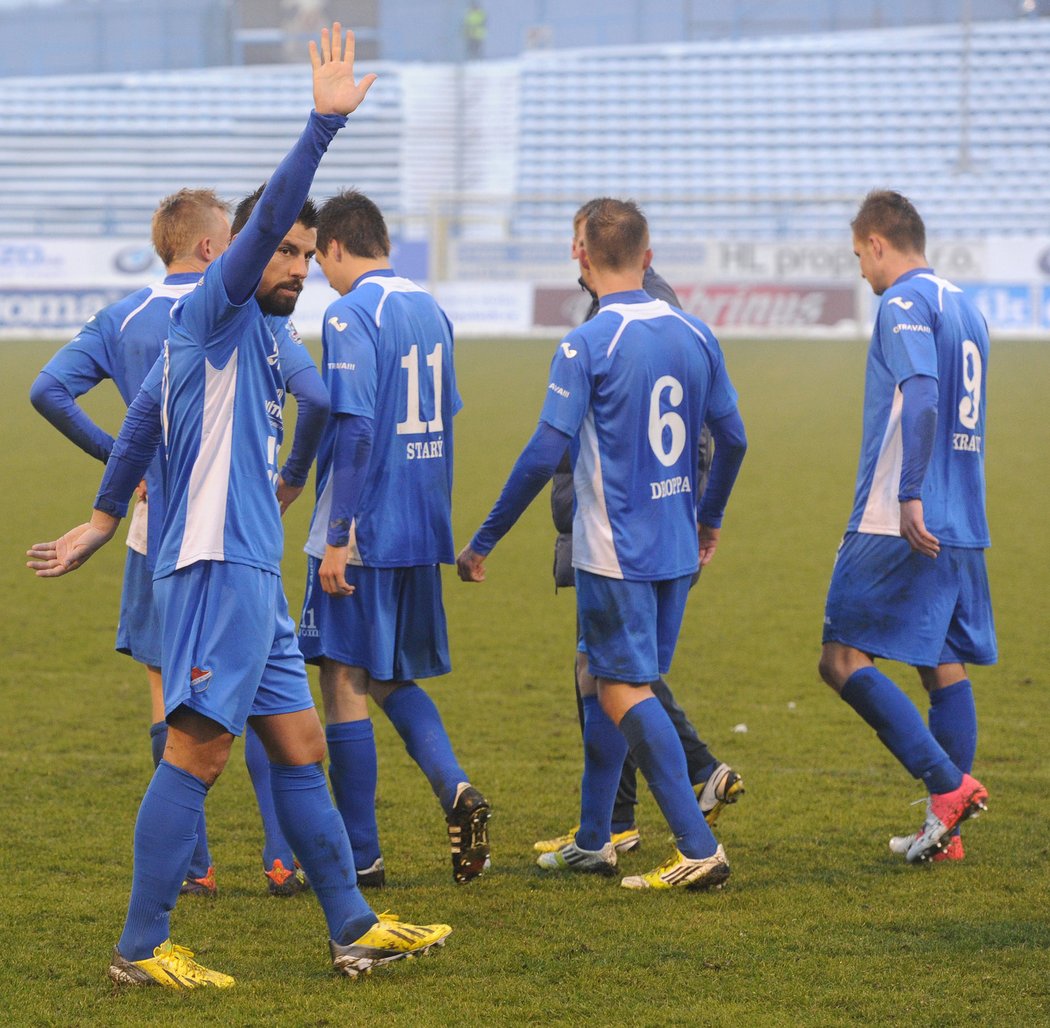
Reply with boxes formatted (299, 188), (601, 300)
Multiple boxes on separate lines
(257, 280), (302, 316)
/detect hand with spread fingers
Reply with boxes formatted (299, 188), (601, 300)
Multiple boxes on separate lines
(310, 22), (377, 117)
(26, 511), (120, 578)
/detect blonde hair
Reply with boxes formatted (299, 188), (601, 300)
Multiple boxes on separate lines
(150, 188), (228, 266)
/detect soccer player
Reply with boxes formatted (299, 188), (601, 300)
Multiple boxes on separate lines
(27, 24), (451, 987)
(457, 198), (747, 890)
(29, 189), (325, 899)
(299, 189), (490, 887)
(535, 199), (744, 858)
(819, 190), (993, 864)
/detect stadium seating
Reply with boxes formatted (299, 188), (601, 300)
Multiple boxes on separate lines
(0, 19), (1047, 240)
(513, 20), (1050, 239)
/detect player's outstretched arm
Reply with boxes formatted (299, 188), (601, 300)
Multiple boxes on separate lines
(458, 421), (571, 583)
(310, 22), (377, 117)
(26, 511), (120, 578)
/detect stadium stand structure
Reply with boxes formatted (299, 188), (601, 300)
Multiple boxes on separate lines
(514, 19), (1050, 241)
(0, 19), (1047, 241)
(0, 64), (405, 236)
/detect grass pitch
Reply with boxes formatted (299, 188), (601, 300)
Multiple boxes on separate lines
(0, 337), (1047, 1026)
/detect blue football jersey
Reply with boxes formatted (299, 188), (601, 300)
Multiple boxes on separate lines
(153, 255), (288, 578)
(268, 314), (316, 386)
(540, 289), (738, 581)
(847, 268), (990, 548)
(305, 270), (462, 567)
(40, 272), (200, 504)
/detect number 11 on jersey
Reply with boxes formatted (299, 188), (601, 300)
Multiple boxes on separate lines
(397, 343), (444, 434)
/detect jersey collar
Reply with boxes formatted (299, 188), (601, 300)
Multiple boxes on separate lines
(164, 271), (203, 285)
(598, 288), (652, 308)
(892, 267), (934, 287)
(351, 268), (397, 291)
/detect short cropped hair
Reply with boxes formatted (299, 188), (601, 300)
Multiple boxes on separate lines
(150, 188), (228, 266)
(582, 198), (649, 271)
(572, 197), (602, 234)
(230, 183), (318, 238)
(315, 189), (391, 259)
(851, 190), (926, 255)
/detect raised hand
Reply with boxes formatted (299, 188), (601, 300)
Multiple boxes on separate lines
(26, 511), (120, 578)
(310, 22), (377, 117)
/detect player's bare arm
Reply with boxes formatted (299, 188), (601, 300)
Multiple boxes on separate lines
(26, 509), (120, 578)
(899, 498), (940, 559)
(456, 545), (487, 583)
(310, 23), (377, 117)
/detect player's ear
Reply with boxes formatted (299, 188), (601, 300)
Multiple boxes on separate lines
(642, 247), (653, 271)
(199, 234), (220, 261)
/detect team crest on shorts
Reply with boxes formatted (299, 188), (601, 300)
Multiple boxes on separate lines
(190, 666), (213, 693)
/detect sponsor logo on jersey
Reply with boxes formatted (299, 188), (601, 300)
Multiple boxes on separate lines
(328, 316), (348, 332)
(328, 361), (356, 371)
(287, 320), (303, 345)
(892, 322), (932, 334)
(560, 340), (578, 358)
(190, 666), (212, 693)
(887, 297), (914, 311)
(548, 381), (570, 398)
(649, 475), (692, 500)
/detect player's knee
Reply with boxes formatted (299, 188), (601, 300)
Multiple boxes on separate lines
(817, 651), (843, 691)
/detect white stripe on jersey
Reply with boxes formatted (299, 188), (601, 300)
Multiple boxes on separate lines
(357, 274), (427, 328)
(176, 350), (237, 568)
(571, 409), (623, 579)
(915, 272), (962, 312)
(601, 299), (707, 357)
(118, 281), (197, 333)
(858, 383), (904, 536)
(304, 469), (364, 564)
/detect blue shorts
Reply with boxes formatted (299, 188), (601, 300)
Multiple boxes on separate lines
(154, 561), (314, 735)
(115, 548), (162, 667)
(575, 569), (692, 684)
(298, 559), (451, 682)
(823, 532), (997, 667)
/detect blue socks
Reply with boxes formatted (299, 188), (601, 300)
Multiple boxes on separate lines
(382, 683), (467, 814)
(269, 762), (376, 946)
(841, 667), (963, 794)
(928, 679), (977, 775)
(326, 719), (382, 870)
(928, 679), (977, 837)
(149, 721), (212, 880)
(118, 760), (208, 960)
(244, 724), (295, 872)
(619, 697), (718, 860)
(576, 695), (629, 851)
